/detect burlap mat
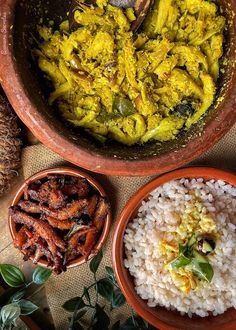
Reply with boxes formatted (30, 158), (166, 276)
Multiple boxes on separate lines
(21, 125), (236, 330)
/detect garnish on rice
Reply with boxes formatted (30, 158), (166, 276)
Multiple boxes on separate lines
(160, 199), (217, 294)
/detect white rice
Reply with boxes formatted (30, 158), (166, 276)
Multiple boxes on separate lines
(124, 178), (236, 317)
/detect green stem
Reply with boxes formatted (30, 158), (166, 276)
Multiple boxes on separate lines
(69, 281), (97, 330)
(88, 273), (98, 330)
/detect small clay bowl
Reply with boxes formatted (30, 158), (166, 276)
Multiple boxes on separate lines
(112, 167), (236, 330)
(9, 167), (112, 270)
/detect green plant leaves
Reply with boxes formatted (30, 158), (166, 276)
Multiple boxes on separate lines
(32, 266), (52, 285)
(83, 286), (91, 305)
(0, 303), (21, 326)
(16, 299), (38, 315)
(97, 279), (113, 301)
(111, 320), (121, 330)
(74, 309), (87, 321)
(92, 304), (110, 330)
(10, 290), (25, 303)
(120, 315), (156, 330)
(105, 266), (114, 277)
(111, 289), (126, 308)
(0, 264), (25, 288)
(62, 297), (85, 312)
(89, 250), (103, 274)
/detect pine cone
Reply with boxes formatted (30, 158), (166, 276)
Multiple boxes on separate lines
(0, 93), (21, 195)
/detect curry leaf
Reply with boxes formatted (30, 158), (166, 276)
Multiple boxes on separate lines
(97, 279), (114, 301)
(113, 95), (135, 117)
(0, 304), (21, 325)
(32, 266), (52, 285)
(64, 224), (90, 240)
(62, 297), (85, 312)
(191, 260), (214, 283)
(89, 250), (103, 274)
(0, 264), (25, 287)
(169, 255), (191, 270)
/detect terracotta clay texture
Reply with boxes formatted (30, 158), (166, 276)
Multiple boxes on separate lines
(9, 167), (111, 270)
(112, 167), (236, 330)
(0, 1), (236, 176)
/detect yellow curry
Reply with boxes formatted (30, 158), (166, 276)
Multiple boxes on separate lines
(35, 0), (225, 145)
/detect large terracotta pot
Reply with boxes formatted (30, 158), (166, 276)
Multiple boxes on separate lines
(0, 0), (236, 176)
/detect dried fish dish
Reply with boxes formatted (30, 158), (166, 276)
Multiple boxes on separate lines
(9, 174), (110, 274)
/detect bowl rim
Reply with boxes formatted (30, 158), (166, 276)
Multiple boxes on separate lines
(112, 166), (236, 330)
(8, 167), (112, 270)
(0, 1), (236, 176)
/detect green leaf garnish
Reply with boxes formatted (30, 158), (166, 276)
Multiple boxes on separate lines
(190, 260), (214, 283)
(168, 255), (191, 270)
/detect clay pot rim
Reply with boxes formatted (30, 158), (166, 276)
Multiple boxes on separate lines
(8, 167), (112, 271)
(112, 166), (236, 330)
(0, 1), (236, 176)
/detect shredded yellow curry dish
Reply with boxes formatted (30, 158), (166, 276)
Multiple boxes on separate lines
(35, 0), (225, 145)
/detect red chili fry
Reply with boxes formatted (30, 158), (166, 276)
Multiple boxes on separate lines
(18, 199), (88, 220)
(93, 197), (110, 231)
(10, 208), (66, 256)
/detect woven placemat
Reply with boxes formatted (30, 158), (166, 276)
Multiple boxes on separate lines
(21, 125), (236, 329)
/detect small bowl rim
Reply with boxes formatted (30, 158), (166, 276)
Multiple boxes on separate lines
(112, 166), (236, 330)
(8, 167), (112, 270)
